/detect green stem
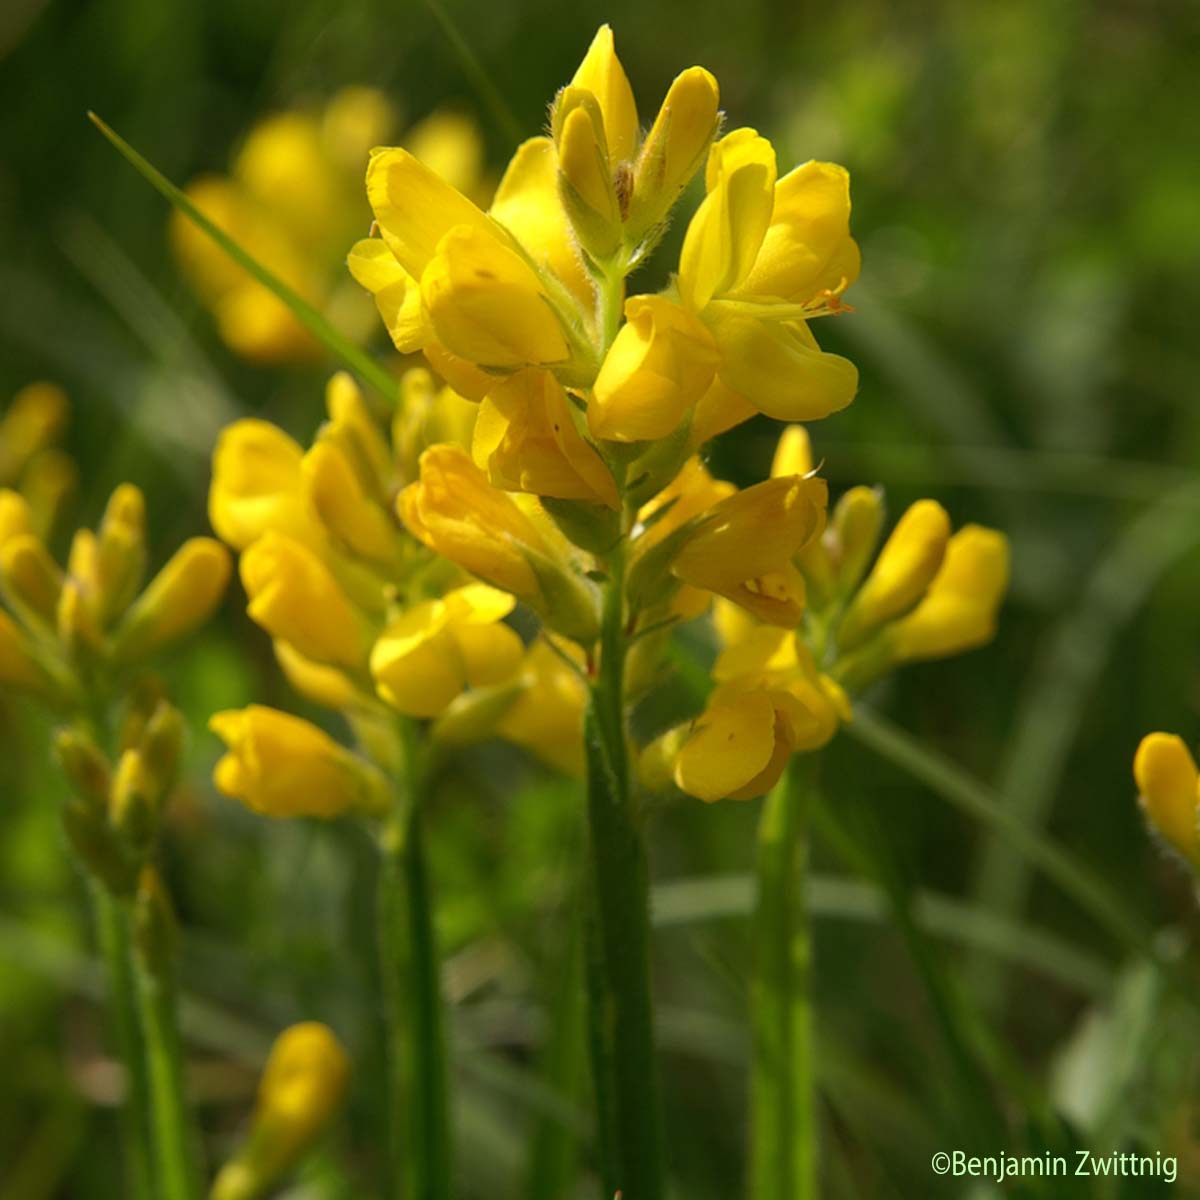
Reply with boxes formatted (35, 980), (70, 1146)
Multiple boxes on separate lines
(751, 754), (818, 1200)
(91, 885), (154, 1200)
(134, 943), (201, 1200)
(582, 542), (665, 1200)
(378, 723), (450, 1200)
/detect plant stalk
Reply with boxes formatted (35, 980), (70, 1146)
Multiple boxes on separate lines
(751, 754), (819, 1200)
(91, 885), (154, 1200)
(582, 539), (665, 1199)
(378, 722), (450, 1200)
(133, 947), (202, 1200)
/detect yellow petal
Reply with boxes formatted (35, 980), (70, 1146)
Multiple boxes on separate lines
(710, 316), (858, 422)
(491, 137), (594, 305)
(568, 25), (639, 165)
(590, 295), (719, 442)
(679, 130), (777, 310)
(366, 146), (497, 279)
(675, 691), (778, 802)
(347, 238), (427, 353)
(770, 425), (814, 478)
(421, 225), (569, 368)
(371, 606), (466, 718)
(737, 161), (861, 303)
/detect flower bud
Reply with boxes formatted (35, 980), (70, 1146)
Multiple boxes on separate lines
(62, 798), (137, 895)
(589, 296), (719, 443)
(556, 95), (622, 260)
(0, 488), (33, 547)
(211, 706), (390, 819)
(274, 642), (358, 711)
(838, 499), (949, 651)
(53, 727), (111, 811)
(888, 525), (1008, 662)
(21, 449), (77, 539)
(211, 1022), (350, 1200)
(116, 538), (232, 661)
(323, 372), (393, 490)
(1, 532), (63, 623)
(109, 749), (159, 853)
(95, 483), (148, 623)
(829, 486), (884, 597)
(240, 534), (369, 669)
(1134, 733), (1200, 865)
(0, 382), (68, 482)
(558, 25), (639, 167)
(627, 66), (721, 243)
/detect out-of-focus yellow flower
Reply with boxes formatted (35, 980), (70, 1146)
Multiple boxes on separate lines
(474, 370), (618, 506)
(496, 638), (588, 774)
(240, 533), (371, 670)
(589, 296), (719, 442)
(888, 525), (1009, 662)
(1134, 733), (1200, 865)
(211, 1022), (351, 1200)
(668, 475), (827, 625)
(116, 538), (232, 661)
(371, 583), (524, 718)
(0, 383), (75, 538)
(209, 420), (319, 551)
(838, 499), (950, 650)
(174, 90), (487, 363)
(211, 706), (388, 819)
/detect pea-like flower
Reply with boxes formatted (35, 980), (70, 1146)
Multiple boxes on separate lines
(210, 705), (389, 819)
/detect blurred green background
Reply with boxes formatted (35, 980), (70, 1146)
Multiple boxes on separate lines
(3, 0), (1200, 1195)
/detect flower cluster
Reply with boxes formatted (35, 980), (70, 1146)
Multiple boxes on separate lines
(649, 425), (1009, 802)
(208, 369), (590, 819)
(174, 90), (486, 362)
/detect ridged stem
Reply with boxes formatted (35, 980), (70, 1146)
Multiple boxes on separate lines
(751, 753), (819, 1200)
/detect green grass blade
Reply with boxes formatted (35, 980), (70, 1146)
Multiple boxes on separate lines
(651, 874), (1111, 997)
(87, 112), (399, 405)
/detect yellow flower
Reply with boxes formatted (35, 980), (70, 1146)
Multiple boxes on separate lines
(211, 1022), (350, 1200)
(676, 130), (859, 434)
(209, 419), (318, 551)
(2, 532), (64, 623)
(115, 538), (232, 660)
(555, 97), (622, 259)
(371, 584), (524, 718)
(240, 533), (371, 669)
(274, 643), (359, 712)
(562, 25), (639, 167)
(589, 296), (719, 442)
(1134, 733), (1200, 865)
(0, 382), (69, 486)
(669, 475), (828, 625)
(473, 370), (618, 506)
(672, 625), (847, 801)
(888, 525), (1009, 662)
(497, 638), (588, 774)
(302, 440), (399, 565)
(401, 445), (547, 598)
(211, 706), (388, 819)
(838, 499), (950, 650)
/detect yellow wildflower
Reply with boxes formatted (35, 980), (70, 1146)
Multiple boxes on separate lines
(211, 706), (388, 819)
